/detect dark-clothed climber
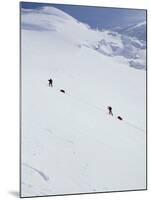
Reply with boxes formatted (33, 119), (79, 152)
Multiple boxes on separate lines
(48, 79), (53, 87)
(107, 106), (113, 116)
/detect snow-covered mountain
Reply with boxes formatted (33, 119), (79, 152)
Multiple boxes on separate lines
(81, 31), (146, 69)
(21, 6), (146, 197)
(113, 21), (147, 41)
(22, 7), (146, 70)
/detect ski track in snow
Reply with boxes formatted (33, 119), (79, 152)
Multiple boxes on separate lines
(23, 163), (50, 182)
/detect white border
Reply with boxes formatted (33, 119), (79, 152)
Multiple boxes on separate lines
(0, 0), (150, 199)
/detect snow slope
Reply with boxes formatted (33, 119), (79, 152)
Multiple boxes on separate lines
(21, 6), (146, 197)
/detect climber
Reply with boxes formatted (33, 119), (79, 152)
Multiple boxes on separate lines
(48, 78), (53, 87)
(107, 106), (113, 116)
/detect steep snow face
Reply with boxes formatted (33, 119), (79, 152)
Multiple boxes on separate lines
(22, 6), (90, 41)
(22, 6), (78, 29)
(21, 6), (146, 197)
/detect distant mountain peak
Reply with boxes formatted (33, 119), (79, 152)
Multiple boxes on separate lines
(113, 21), (146, 41)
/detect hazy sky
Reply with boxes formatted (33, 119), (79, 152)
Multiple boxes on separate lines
(21, 2), (146, 29)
